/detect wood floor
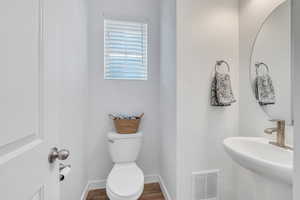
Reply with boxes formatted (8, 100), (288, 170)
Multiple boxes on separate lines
(86, 183), (165, 200)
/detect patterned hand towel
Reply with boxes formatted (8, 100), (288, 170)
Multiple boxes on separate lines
(211, 72), (236, 106)
(255, 74), (275, 105)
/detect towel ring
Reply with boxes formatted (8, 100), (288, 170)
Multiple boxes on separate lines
(215, 60), (230, 73)
(255, 62), (270, 75)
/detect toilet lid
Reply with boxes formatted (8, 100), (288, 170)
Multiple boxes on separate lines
(107, 163), (144, 198)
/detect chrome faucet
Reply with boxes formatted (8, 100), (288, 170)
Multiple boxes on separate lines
(264, 119), (292, 150)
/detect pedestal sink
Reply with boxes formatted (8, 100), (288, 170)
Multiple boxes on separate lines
(223, 137), (293, 200)
(223, 137), (293, 184)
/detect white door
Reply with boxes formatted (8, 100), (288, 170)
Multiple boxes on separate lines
(0, 0), (63, 199)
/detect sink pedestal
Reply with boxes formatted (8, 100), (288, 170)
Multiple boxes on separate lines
(237, 166), (292, 200)
(253, 173), (292, 200)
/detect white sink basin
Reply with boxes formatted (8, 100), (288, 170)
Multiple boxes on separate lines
(223, 137), (293, 184)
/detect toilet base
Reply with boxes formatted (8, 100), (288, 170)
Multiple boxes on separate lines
(106, 185), (143, 200)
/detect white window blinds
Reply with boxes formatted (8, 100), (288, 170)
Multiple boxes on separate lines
(104, 19), (148, 80)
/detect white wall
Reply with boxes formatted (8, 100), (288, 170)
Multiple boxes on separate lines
(176, 0), (239, 199)
(160, 0), (177, 199)
(58, 0), (89, 200)
(87, 0), (161, 181)
(292, 0), (300, 199)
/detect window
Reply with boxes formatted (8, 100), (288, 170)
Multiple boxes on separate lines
(104, 19), (148, 80)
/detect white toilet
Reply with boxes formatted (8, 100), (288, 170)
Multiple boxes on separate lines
(106, 132), (144, 200)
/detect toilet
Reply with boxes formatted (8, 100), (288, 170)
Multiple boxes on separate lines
(106, 132), (144, 200)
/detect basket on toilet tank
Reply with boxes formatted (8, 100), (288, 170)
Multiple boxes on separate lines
(109, 113), (144, 134)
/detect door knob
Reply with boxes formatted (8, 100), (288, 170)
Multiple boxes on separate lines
(48, 147), (70, 163)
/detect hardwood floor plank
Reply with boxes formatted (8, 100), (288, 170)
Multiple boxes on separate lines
(142, 183), (162, 195)
(86, 183), (165, 200)
(139, 193), (165, 200)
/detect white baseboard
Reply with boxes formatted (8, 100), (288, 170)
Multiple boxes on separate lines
(80, 182), (89, 200)
(80, 179), (106, 200)
(144, 174), (160, 184)
(80, 174), (171, 200)
(158, 175), (172, 200)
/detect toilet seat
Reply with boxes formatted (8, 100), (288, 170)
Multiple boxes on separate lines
(106, 163), (144, 200)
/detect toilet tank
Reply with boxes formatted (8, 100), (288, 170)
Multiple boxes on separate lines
(107, 132), (143, 163)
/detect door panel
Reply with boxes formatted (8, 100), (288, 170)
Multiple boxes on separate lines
(0, 0), (40, 148)
(0, 0), (61, 199)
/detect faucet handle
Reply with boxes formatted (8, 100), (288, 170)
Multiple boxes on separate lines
(269, 119), (285, 122)
(264, 128), (277, 134)
(269, 119), (285, 126)
(264, 119), (285, 135)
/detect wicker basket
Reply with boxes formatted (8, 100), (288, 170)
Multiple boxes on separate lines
(110, 113), (144, 134)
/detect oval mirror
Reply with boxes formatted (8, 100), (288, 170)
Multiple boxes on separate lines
(250, 0), (292, 124)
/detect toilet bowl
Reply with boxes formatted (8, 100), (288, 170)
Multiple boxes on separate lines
(106, 163), (144, 200)
(106, 132), (144, 200)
